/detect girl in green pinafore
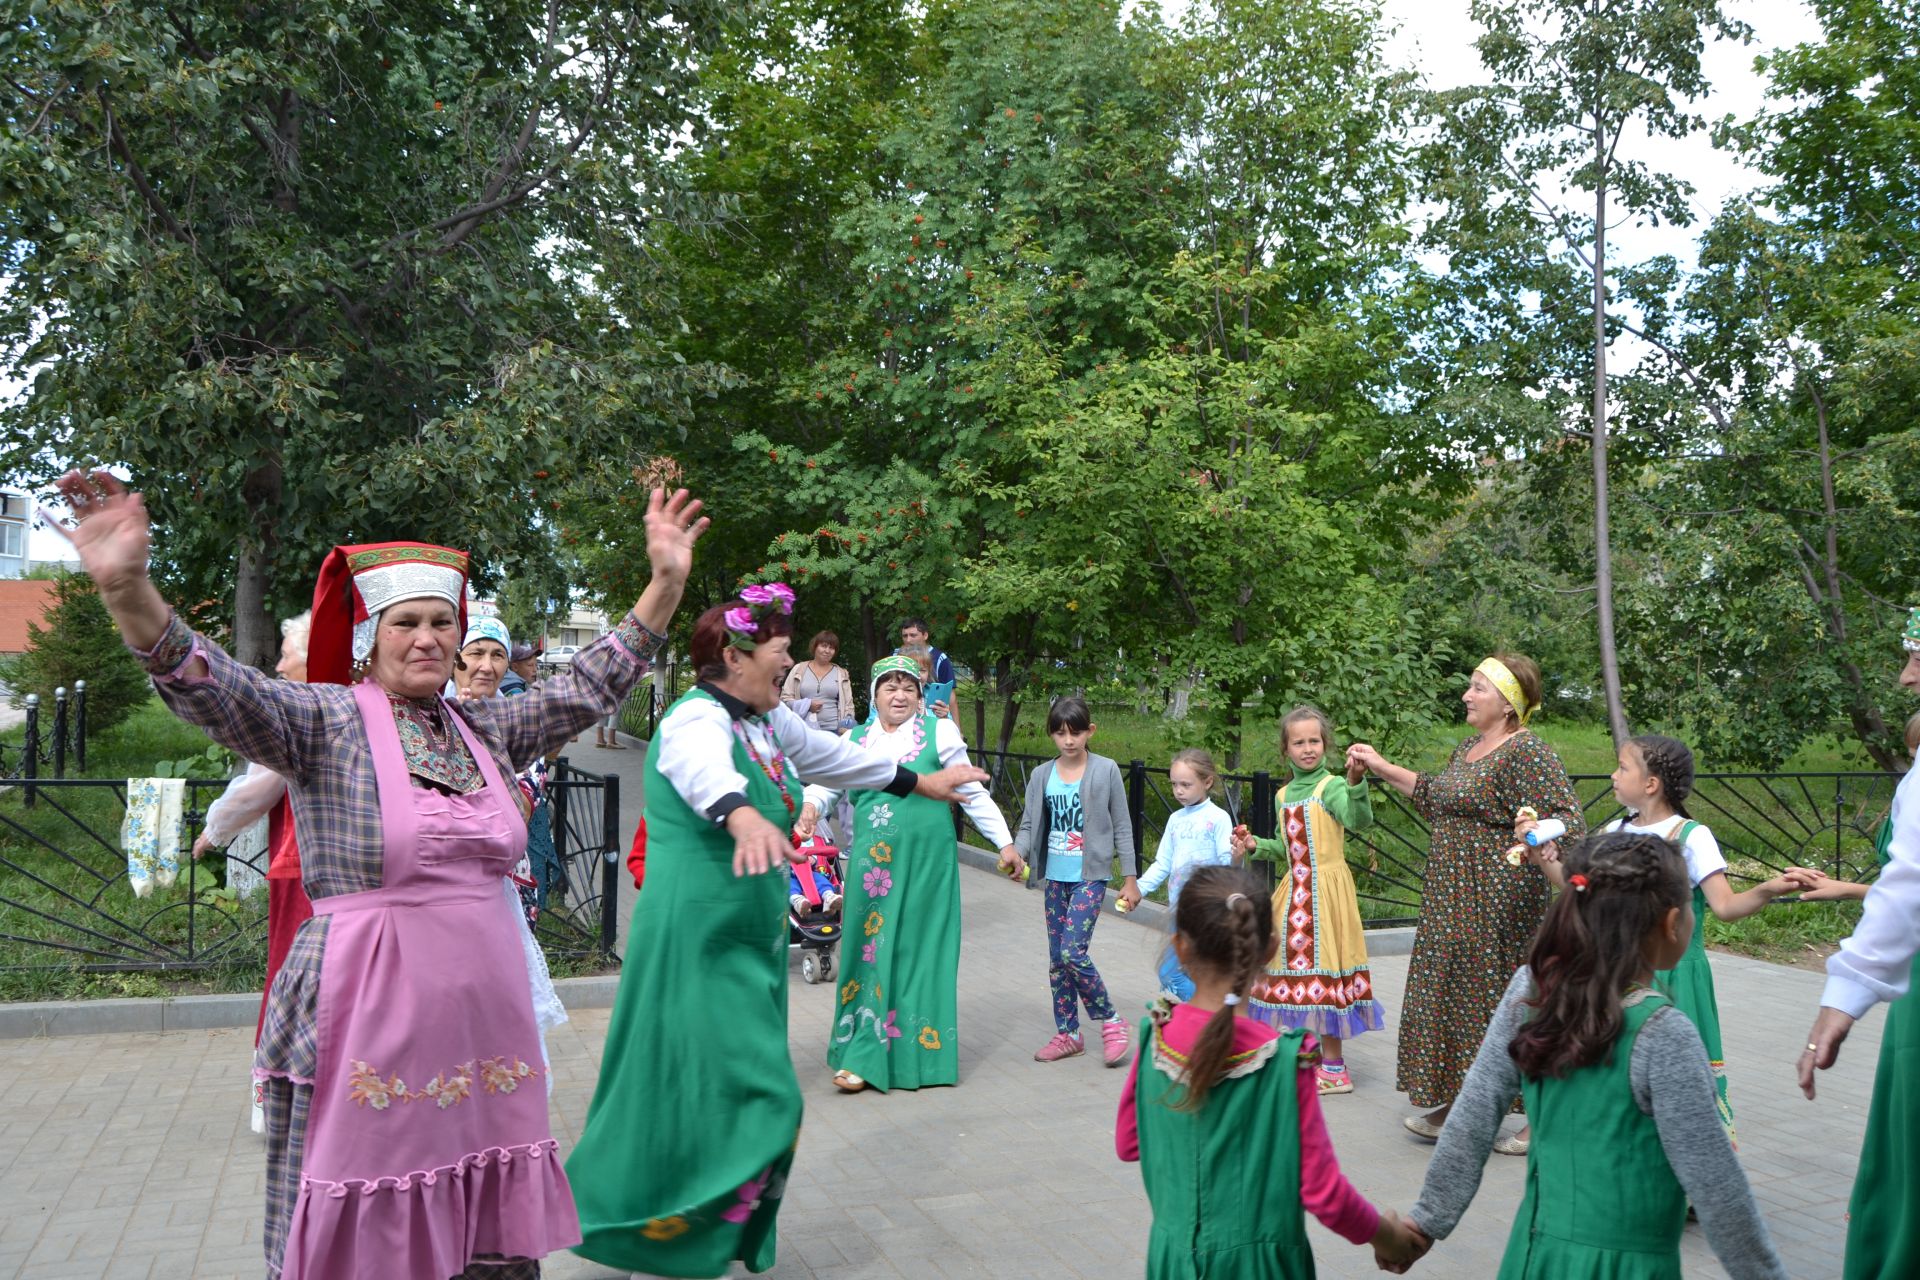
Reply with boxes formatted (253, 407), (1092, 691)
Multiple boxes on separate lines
(794, 654), (1022, 1095)
(567, 593), (983, 1278)
(1409, 831), (1787, 1279)
(1798, 709), (1920, 1280)
(1116, 865), (1428, 1278)
(1528, 734), (1817, 1141)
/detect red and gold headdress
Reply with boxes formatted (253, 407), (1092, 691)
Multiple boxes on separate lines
(306, 542), (470, 686)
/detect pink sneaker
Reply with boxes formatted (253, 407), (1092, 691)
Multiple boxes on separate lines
(1034, 1032), (1084, 1062)
(1316, 1065), (1354, 1095)
(1100, 1018), (1131, 1067)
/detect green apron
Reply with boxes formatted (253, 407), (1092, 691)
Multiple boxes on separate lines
(1500, 989), (1687, 1280)
(567, 689), (798, 1277)
(1843, 815), (1919, 1280)
(828, 713), (963, 1090)
(1135, 1018), (1316, 1280)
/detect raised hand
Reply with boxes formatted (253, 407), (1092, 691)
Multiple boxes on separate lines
(642, 487), (709, 587)
(1230, 824), (1257, 859)
(52, 469), (151, 593)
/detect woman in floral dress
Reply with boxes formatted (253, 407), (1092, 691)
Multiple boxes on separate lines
(1348, 653), (1582, 1154)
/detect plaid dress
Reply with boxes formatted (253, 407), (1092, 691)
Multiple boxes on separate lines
(140, 611), (660, 1279)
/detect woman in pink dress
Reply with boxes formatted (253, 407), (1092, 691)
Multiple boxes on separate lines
(55, 469), (707, 1280)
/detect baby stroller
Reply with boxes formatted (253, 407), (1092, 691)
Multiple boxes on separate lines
(789, 835), (845, 985)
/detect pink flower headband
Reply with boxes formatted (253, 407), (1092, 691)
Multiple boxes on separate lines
(724, 583), (796, 651)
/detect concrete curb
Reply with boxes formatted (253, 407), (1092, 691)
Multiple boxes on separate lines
(0, 974), (626, 1041)
(953, 842), (1415, 956)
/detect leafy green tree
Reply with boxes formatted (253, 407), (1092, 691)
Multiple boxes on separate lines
(1, 0), (730, 666)
(1436, 0), (1751, 747)
(7, 573), (151, 736)
(1605, 0), (1920, 770)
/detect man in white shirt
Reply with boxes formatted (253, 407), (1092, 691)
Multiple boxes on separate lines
(1799, 605), (1920, 1097)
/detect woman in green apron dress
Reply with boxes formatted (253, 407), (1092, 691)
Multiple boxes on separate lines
(794, 654), (1022, 1093)
(566, 592), (988, 1278)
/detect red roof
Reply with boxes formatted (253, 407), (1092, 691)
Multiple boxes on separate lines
(0, 580), (57, 654)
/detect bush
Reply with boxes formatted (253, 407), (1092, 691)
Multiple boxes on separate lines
(7, 573), (152, 736)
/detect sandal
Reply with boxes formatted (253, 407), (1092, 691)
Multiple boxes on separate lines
(832, 1070), (867, 1093)
(1493, 1130), (1530, 1156)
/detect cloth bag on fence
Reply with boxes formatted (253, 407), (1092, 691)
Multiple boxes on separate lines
(226, 815), (269, 900)
(122, 777), (187, 898)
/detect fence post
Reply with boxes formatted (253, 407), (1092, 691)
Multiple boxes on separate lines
(600, 773), (621, 956)
(551, 760), (571, 877)
(51, 687), (67, 779)
(21, 694), (37, 808)
(1127, 759), (1147, 862)
(1251, 770), (1276, 837)
(72, 680), (86, 772)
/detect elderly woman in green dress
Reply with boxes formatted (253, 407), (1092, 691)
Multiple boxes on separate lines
(794, 655), (1022, 1094)
(566, 598), (990, 1279)
(1348, 652), (1582, 1155)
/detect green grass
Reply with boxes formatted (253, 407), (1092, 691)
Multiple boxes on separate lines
(955, 690), (1888, 962)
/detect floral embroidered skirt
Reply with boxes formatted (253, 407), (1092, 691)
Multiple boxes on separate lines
(828, 788), (963, 1090)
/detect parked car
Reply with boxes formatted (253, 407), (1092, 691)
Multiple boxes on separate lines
(539, 645), (580, 669)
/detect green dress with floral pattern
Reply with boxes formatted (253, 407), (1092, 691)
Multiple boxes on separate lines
(1400, 731), (1583, 1108)
(568, 689), (799, 1277)
(828, 712), (963, 1090)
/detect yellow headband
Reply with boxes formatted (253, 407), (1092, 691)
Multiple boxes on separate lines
(1477, 657), (1537, 726)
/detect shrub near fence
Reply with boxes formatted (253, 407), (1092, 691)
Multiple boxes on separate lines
(964, 751), (1899, 929)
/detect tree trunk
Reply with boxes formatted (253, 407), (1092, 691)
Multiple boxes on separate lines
(231, 456), (284, 670)
(1591, 172), (1630, 748)
(994, 655), (1023, 756)
(858, 602), (881, 666)
(1805, 377), (1899, 772)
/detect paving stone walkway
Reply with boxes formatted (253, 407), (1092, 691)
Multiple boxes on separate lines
(0, 761), (1884, 1278)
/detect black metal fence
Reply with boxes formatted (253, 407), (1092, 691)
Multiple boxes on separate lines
(532, 758), (624, 962)
(0, 757), (623, 980)
(967, 750), (1900, 928)
(1, 681), (88, 784)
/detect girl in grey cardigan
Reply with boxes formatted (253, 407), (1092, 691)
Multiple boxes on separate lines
(1015, 697), (1141, 1067)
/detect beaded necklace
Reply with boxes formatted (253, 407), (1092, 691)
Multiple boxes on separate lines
(731, 718), (795, 818)
(866, 711), (928, 765)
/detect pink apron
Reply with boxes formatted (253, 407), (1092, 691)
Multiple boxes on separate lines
(280, 682), (580, 1280)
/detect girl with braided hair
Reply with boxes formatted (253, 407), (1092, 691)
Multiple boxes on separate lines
(1115, 866), (1428, 1277)
(1405, 832), (1787, 1279)
(1522, 734), (1818, 1138)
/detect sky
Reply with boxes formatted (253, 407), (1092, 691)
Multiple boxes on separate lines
(1373, 0), (1825, 267)
(16, 0), (1829, 562)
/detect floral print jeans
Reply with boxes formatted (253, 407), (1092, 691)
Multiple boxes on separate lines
(1044, 879), (1117, 1034)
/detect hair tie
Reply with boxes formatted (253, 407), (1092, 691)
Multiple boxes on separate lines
(1223, 993), (1241, 1006)
(1225, 893), (1248, 908)
(1569, 874), (1589, 892)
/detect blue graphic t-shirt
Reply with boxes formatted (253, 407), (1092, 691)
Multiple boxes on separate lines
(1044, 771), (1086, 882)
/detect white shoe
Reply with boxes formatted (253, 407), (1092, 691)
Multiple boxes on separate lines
(821, 891), (842, 914)
(790, 894), (811, 915)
